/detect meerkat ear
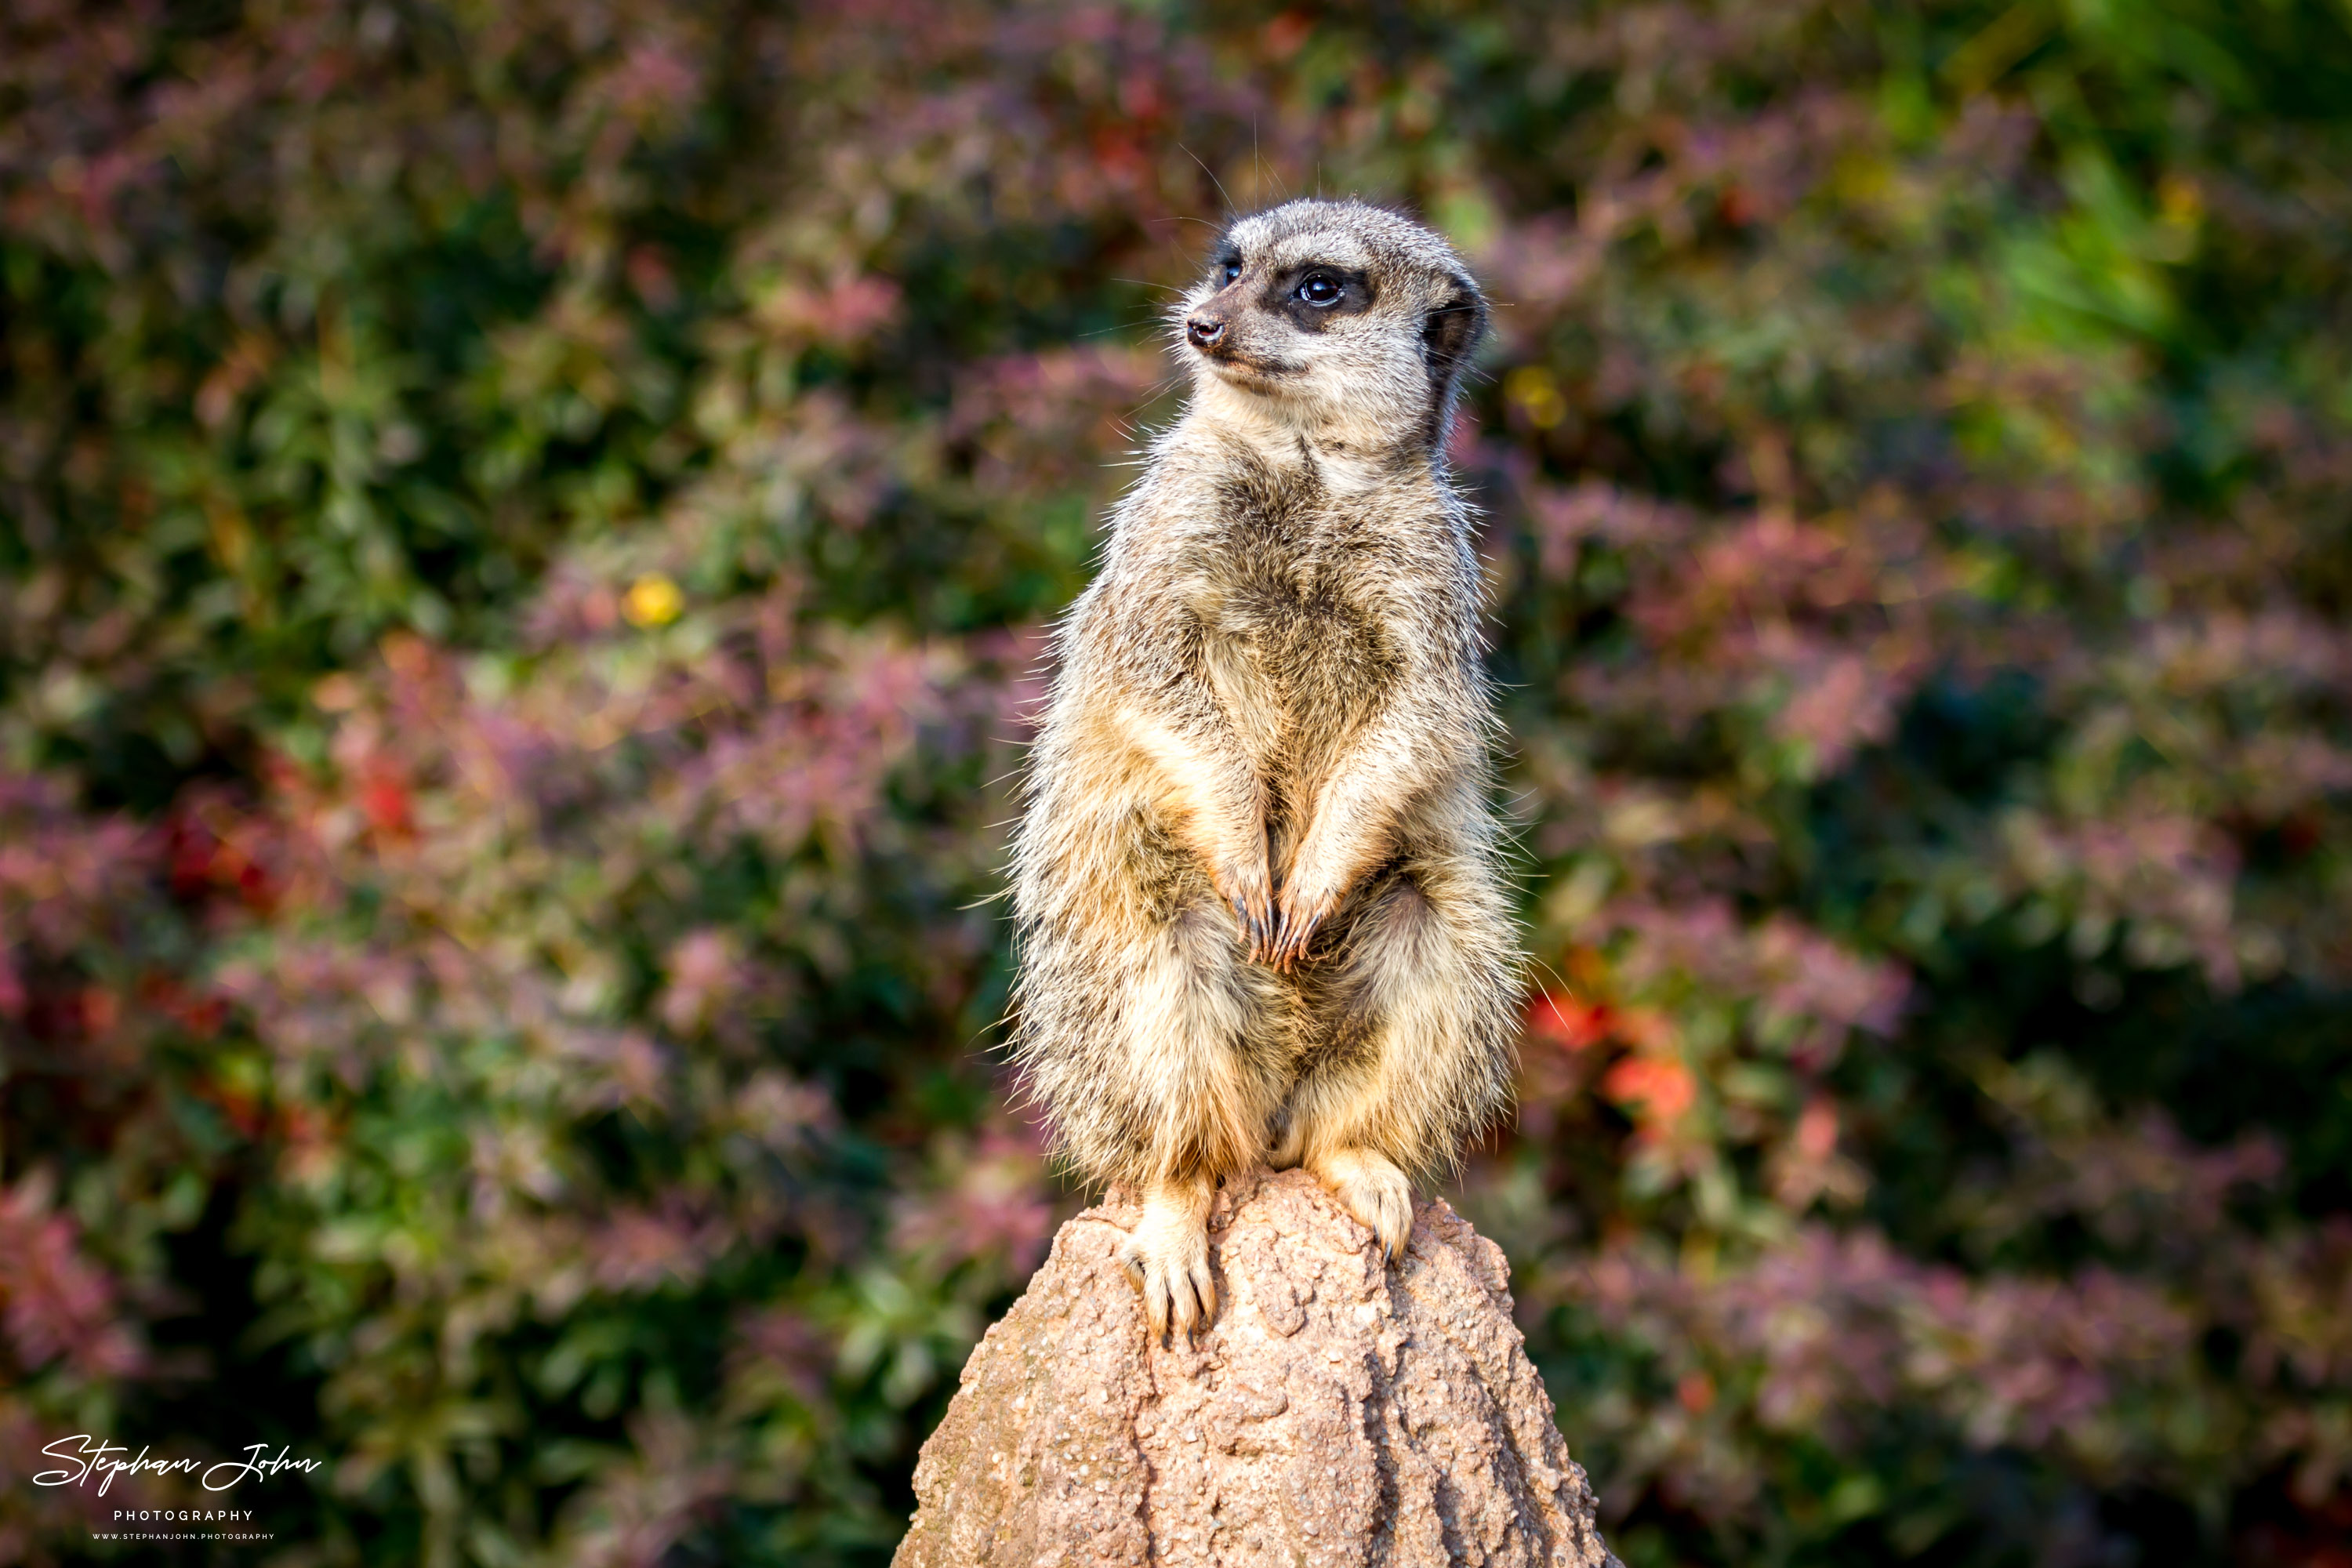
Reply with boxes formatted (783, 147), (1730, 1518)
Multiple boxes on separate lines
(1421, 283), (1486, 390)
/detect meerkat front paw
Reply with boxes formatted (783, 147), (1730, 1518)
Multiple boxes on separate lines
(1211, 855), (1276, 964)
(1266, 884), (1338, 971)
(1306, 1147), (1414, 1262)
(1116, 1181), (1218, 1344)
(1268, 842), (1354, 970)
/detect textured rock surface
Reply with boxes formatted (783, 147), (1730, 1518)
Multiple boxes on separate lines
(892, 1167), (1620, 1568)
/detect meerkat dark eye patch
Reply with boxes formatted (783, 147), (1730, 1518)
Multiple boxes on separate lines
(1215, 250), (1243, 284)
(1265, 264), (1373, 331)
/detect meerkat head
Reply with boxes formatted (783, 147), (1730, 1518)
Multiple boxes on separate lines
(1175, 198), (1487, 453)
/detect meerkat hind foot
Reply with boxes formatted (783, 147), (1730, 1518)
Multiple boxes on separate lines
(1117, 1183), (1217, 1343)
(1306, 1146), (1414, 1261)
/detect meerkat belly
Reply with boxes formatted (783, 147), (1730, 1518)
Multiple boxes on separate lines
(1197, 569), (1402, 830)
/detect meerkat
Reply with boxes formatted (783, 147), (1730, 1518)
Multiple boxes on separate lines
(1009, 198), (1521, 1342)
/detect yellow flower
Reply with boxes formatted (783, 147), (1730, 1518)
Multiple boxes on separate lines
(1504, 365), (1566, 430)
(622, 573), (684, 628)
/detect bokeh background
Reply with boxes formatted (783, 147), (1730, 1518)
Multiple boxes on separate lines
(4, 1), (2351, 1563)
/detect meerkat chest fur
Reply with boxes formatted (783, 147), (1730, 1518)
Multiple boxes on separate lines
(1173, 447), (1437, 782)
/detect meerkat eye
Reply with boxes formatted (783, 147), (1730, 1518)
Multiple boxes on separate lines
(1297, 273), (1342, 307)
(1219, 256), (1242, 283)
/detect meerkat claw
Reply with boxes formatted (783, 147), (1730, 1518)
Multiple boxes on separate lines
(1225, 879), (1276, 963)
(1119, 1184), (1218, 1344)
(1269, 898), (1329, 971)
(1308, 1147), (1415, 1263)
(1123, 1240), (1216, 1345)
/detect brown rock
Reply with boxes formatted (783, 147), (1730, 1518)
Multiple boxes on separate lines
(892, 1167), (1621, 1568)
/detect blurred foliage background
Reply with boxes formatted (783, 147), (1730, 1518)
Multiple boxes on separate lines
(3, 0), (2351, 1563)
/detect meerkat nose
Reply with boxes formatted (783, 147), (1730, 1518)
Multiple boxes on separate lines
(1186, 315), (1227, 348)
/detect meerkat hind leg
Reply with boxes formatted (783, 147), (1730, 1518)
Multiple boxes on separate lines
(1283, 867), (1517, 1264)
(1119, 1172), (1218, 1343)
(1269, 1056), (1415, 1258)
(1083, 890), (1283, 1341)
